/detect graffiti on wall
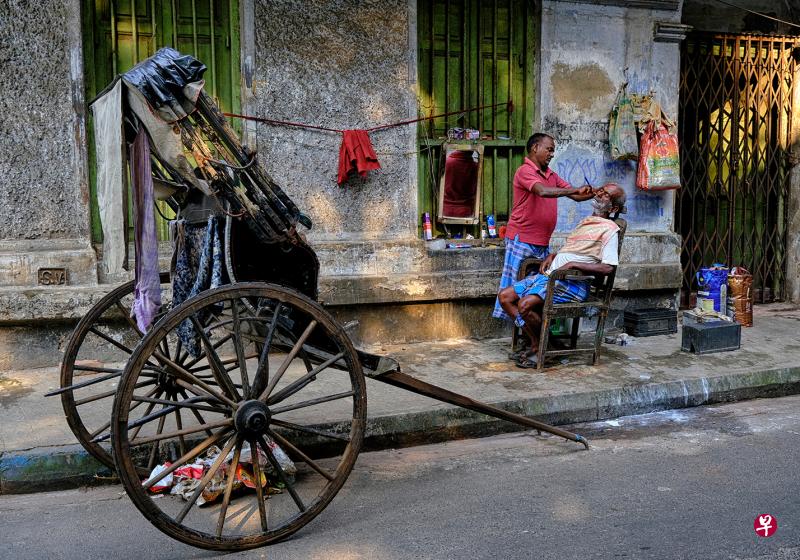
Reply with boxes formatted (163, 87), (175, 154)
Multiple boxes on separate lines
(551, 144), (670, 231)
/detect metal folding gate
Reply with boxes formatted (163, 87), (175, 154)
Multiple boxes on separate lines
(677, 33), (798, 306)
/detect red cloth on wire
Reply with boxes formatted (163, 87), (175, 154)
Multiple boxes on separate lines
(337, 129), (381, 185)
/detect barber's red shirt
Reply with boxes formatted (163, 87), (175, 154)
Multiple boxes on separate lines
(505, 157), (571, 246)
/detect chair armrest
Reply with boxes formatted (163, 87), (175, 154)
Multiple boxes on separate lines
(516, 257), (543, 281)
(548, 269), (592, 281)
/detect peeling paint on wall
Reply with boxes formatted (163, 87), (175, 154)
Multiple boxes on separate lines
(550, 62), (615, 114)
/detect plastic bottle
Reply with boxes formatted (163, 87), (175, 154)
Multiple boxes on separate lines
(422, 212), (433, 241)
(487, 215), (497, 238)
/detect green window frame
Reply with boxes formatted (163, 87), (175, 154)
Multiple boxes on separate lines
(417, 0), (536, 236)
(82, 0), (241, 242)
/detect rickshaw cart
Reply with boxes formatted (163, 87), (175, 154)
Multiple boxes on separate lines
(49, 49), (588, 552)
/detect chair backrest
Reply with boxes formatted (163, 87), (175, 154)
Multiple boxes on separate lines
(613, 217), (627, 255)
(592, 217), (626, 302)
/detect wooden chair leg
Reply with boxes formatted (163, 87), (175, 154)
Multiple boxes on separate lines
(537, 314), (551, 371)
(570, 316), (580, 349)
(511, 323), (519, 353)
(592, 311), (609, 365)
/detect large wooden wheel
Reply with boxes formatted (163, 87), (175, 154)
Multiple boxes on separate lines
(55, 272), (173, 470)
(111, 283), (366, 550)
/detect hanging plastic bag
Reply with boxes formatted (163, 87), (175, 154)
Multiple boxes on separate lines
(636, 120), (681, 190)
(609, 86), (638, 160)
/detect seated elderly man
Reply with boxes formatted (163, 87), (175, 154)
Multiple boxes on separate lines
(498, 183), (626, 368)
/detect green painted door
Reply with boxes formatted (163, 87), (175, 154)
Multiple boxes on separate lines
(417, 0), (536, 236)
(83, 0), (241, 241)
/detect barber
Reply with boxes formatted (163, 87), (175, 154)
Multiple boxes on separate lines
(492, 132), (595, 327)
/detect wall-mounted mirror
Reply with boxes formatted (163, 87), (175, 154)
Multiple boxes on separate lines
(437, 143), (483, 225)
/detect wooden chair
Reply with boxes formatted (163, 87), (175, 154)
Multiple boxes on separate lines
(511, 215), (627, 370)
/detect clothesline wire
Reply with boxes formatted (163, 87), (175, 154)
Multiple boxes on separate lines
(708, 0), (800, 29)
(223, 99), (512, 134)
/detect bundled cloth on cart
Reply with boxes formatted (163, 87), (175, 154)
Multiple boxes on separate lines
(170, 216), (225, 356)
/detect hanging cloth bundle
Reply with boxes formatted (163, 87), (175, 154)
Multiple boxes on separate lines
(337, 129), (381, 185)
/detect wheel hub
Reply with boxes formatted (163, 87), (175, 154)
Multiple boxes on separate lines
(234, 400), (271, 436)
(157, 369), (179, 393)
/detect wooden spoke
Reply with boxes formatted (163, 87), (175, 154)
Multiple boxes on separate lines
(160, 337), (172, 361)
(250, 302), (282, 398)
(269, 419), (350, 442)
(116, 300), (144, 336)
(93, 387), (168, 442)
(151, 352), (238, 409)
(128, 389), (164, 442)
(173, 401), (187, 457)
(257, 436), (305, 512)
(190, 314), (241, 401)
(267, 352), (345, 406)
(130, 394), (226, 413)
(188, 353), (257, 374)
(268, 429), (334, 481)
(73, 364), (127, 374)
(147, 409), (169, 471)
(75, 379), (154, 407)
(147, 399), (170, 472)
(178, 388), (215, 437)
(258, 320), (318, 401)
(131, 418), (234, 447)
(175, 436), (237, 524)
(249, 438), (270, 533)
(216, 440), (243, 537)
(182, 332), (233, 370)
(174, 378), (235, 410)
(88, 327), (135, 355)
(270, 390), (355, 415)
(174, 337), (187, 366)
(89, 419), (113, 441)
(96, 393), (220, 444)
(44, 369), (123, 396)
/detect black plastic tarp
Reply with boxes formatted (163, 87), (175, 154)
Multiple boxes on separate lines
(122, 47), (206, 116)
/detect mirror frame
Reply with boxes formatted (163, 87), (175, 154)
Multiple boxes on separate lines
(437, 142), (484, 225)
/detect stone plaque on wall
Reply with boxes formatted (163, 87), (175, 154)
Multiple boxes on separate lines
(38, 268), (67, 285)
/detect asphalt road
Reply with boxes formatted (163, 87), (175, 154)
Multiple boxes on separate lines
(2, 395), (799, 560)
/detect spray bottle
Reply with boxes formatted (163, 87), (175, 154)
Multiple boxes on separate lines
(487, 215), (497, 238)
(422, 212), (433, 241)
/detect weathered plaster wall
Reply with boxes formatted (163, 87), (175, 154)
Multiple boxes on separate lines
(0, 0), (97, 288)
(540, 0), (682, 234)
(0, 0), (90, 242)
(249, 0), (418, 243)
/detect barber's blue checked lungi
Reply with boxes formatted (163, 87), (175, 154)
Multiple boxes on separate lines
(513, 273), (590, 304)
(492, 235), (550, 321)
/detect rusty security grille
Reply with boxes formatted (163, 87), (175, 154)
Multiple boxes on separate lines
(677, 33), (798, 306)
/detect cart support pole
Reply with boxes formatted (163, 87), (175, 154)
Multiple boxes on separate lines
(372, 370), (589, 449)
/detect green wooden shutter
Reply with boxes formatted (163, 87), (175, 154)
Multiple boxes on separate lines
(83, 0), (241, 242)
(417, 0), (535, 236)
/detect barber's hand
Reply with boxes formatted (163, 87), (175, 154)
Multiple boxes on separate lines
(575, 185), (593, 196)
